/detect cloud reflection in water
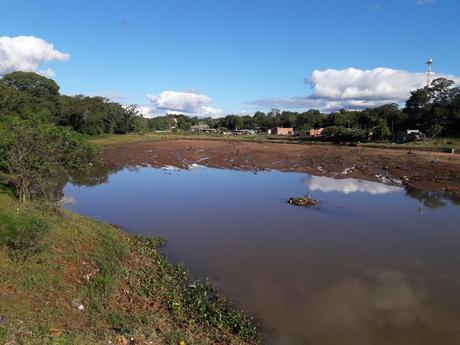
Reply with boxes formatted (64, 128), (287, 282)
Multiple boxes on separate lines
(304, 176), (402, 195)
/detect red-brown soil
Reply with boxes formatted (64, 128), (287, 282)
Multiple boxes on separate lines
(102, 139), (460, 195)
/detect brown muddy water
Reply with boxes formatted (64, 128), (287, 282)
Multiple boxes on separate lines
(64, 165), (460, 345)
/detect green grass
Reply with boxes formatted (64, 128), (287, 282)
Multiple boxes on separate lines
(127, 236), (259, 341)
(336, 137), (460, 152)
(0, 189), (260, 344)
(0, 208), (48, 258)
(89, 131), (268, 147)
(89, 131), (460, 153)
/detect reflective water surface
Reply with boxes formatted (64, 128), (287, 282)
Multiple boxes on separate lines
(64, 166), (460, 345)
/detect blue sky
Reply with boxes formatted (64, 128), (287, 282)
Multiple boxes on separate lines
(0, 0), (459, 116)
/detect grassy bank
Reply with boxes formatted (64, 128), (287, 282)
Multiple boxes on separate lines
(89, 132), (460, 153)
(89, 132), (268, 147)
(0, 188), (259, 345)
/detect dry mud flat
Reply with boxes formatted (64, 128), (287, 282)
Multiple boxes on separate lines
(103, 139), (460, 196)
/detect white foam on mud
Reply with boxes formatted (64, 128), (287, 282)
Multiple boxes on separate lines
(341, 166), (356, 175)
(162, 165), (181, 171)
(188, 163), (205, 169)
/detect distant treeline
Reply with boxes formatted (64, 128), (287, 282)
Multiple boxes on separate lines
(1, 72), (459, 140)
(0, 71), (146, 135)
(151, 78), (460, 139)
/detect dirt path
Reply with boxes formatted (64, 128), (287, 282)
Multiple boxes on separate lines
(103, 139), (460, 195)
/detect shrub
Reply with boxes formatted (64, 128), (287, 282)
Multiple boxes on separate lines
(0, 117), (100, 203)
(0, 209), (48, 256)
(322, 126), (367, 142)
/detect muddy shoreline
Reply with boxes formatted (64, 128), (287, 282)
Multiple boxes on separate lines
(102, 139), (460, 196)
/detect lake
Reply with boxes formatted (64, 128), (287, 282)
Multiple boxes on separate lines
(64, 165), (460, 345)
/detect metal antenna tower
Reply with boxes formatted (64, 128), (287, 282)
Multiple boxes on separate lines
(426, 58), (433, 86)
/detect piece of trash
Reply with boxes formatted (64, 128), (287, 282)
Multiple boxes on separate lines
(71, 298), (85, 311)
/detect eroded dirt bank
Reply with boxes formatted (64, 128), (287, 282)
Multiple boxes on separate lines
(102, 139), (460, 195)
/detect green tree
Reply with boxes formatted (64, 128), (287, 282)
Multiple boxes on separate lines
(0, 72), (61, 122)
(253, 112), (275, 130)
(1, 71), (60, 97)
(0, 117), (99, 203)
(279, 112), (297, 128)
(404, 78), (459, 136)
(220, 115), (243, 130)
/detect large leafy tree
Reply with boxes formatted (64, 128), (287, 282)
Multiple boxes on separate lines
(0, 117), (99, 203)
(1, 71), (60, 97)
(404, 78), (459, 136)
(0, 72), (61, 122)
(0, 72), (147, 135)
(296, 110), (325, 130)
(253, 111), (276, 130)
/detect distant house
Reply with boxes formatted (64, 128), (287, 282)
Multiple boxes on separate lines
(308, 128), (324, 137)
(272, 127), (294, 136)
(397, 129), (426, 142)
(190, 124), (210, 132)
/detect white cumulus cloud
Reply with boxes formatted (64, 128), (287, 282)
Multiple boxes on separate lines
(309, 67), (433, 101)
(136, 105), (155, 118)
(250, 67), (460, 112)
(147, 90), (223, 117)
(0, 36), (69, 77)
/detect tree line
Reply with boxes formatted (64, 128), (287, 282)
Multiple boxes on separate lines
(1, 71), (458, 139)
(0, 71), (147, 135)
(150, 78), (460, 140)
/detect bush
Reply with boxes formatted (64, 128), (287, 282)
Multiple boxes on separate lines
(322, 126), (367, 142)
(0, 209), (48, 256)
(0, 117), (100, 203)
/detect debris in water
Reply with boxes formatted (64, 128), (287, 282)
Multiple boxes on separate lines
(288, 194), (319, 207)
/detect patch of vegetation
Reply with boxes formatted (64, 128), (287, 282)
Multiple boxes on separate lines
(0, 190), (260, 344)
(89, 131), (266, 147)
(0, 117), (99, 204)
(0, 208), (48, 258)
(0, 71), (146, 136)
(127, 236), (260, 342)
(82, 228), (127, 319)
